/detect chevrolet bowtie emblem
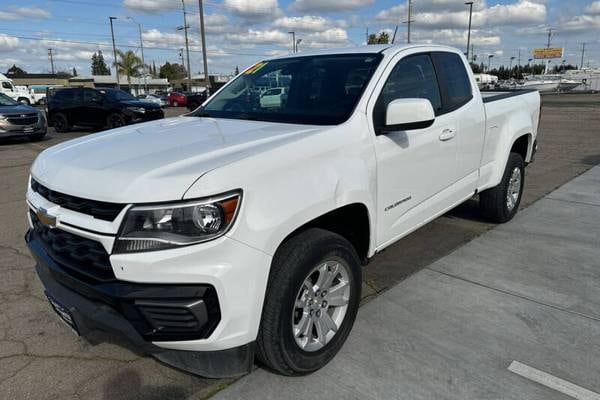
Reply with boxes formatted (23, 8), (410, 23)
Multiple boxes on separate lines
(36, 207), (57, 228)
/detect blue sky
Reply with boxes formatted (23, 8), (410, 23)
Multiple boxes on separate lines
(1, 0), (599, 76)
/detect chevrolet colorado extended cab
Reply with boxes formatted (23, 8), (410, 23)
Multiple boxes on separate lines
(26, 45), (540, 378)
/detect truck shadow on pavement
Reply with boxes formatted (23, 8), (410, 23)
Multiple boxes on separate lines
(102, 369), (187, 400)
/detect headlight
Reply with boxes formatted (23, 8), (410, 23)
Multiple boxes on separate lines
(127, 107), (146, 114)
(113, 191), (242, 254)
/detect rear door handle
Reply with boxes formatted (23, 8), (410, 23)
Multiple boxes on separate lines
(439, 129), (456, 141)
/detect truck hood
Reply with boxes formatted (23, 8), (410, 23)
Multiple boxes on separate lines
(32, 116), (321, 203)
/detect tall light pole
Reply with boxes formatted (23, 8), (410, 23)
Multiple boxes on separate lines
(109, 16), (120, 89)
(198, 0), (210, 95)
(288, 31), (296, 53)
(179, 0), (192, 91)
(465, 2), (474, 60)
(487, 54), (494, 72)
(580, 43), (586, 69)
(127, 17), (147, 93)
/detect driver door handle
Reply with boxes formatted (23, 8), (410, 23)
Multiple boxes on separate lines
(439, 129), (456, 142)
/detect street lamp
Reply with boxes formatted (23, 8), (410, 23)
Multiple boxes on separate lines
(288, 31), (296, 53)
(465, 2), (474, 60)
(487, 54), (494, 72)
(109, 16), (120, 89)
(126, 16), (147, 94)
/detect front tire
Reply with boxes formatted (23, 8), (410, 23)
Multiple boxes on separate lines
(51, 113), (70, 133)
(256, 228), (361, 376)
(18, 97), (30, 105)
(107, 113), (126, 129)
(480, 152), (525, 223)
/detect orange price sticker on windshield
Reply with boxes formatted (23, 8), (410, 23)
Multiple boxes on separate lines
(244, 62), (268, 75)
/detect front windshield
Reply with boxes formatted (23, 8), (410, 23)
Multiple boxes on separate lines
(102, 89), (137, 101)
(197, 53), (382, 125)
(0, 93), (18, 106)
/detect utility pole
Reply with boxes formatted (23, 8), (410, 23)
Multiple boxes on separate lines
(517, 49), (521, 79)
(471, 44), (475, 63)
(465, 2), (474, 59)
(487, 54), (494, 72)
(180, 0), (192, 91)
(109, 16), (120, 89)
(403, 0), (414, 44)
(366, 27), (369, 44)
(546, 28), (554, 48)
(289, 31), (296, 53)
(198, 0), (211, 95)
(179, 48), (185, 69)
(391, 25), (398, 44)
(509, 56), (515, 78)
(127, 17), (147, 93)
(47, 48), (55, 75)
(580, 43), (586, 69)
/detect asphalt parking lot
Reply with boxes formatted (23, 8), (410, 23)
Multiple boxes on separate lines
(1, 95), (599, 399)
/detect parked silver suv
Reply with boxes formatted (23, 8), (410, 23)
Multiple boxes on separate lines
(0, 93), (47, 141)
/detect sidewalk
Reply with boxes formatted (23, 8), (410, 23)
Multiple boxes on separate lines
(210, 166), (600, 400)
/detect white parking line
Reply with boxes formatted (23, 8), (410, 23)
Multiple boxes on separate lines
(508, 361), (600, 400)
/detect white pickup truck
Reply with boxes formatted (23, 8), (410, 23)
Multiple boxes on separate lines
(26, 45), (540, 378)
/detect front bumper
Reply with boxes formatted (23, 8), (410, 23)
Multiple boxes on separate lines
(26, 229), (256, 377)
(0, 125), (46, 139)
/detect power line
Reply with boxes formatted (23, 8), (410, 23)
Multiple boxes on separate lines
(8, 34), (274, 57)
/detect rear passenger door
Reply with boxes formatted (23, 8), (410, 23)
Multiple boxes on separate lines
(431, 52), (485, 181)
(372, 53), (459, 246)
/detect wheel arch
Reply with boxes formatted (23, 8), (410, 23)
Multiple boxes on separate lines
(275, 203), (372, 264)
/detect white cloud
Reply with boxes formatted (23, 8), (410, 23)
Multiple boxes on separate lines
(376, 0), (544, 27)
(0, 34), (20, 50)
(290, 0), (373, 13)
(226, 29), (289, 45)
(223, 0), (281, 20)
(273, 16), (344, 31)
(585, 1), (600, 15)
(142, 28), (184, 46)
(0, 6), (51, 20)
(122, 0), (177, 13)
(485, 0), (546, 25)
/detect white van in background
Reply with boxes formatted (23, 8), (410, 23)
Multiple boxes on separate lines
(0, 73), (36, 105)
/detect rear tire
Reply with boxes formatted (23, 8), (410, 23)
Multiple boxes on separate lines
(256, 228), (361, 376)
(51, 113), (70, 133)
(480, 152), (525, 223)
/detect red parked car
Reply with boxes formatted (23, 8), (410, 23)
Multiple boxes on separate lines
(167, 92), (186, 107)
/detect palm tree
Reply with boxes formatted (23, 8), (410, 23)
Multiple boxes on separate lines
(114, 50), (143, 93)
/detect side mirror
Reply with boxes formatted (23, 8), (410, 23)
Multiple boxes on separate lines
(381, 98), (435, 133)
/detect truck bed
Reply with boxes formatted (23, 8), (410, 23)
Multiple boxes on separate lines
(481, 89), (538, 103)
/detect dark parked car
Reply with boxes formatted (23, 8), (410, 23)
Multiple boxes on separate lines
(0, 92), (46, 141)
(47, 87), (164, 132)
(185, 92), (208, 111)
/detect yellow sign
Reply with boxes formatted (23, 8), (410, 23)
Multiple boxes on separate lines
(533, 48), (564, 59)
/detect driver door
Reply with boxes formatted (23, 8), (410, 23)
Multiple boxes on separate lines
(372, 53), (459, 247)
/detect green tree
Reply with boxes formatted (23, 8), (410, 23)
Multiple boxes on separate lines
(91, 50), (110, 75)
(114, 50), (143, 90)
(159, 62), (187, 81)
(6, 64), (26, 77)
(367, 32), (390, 44)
